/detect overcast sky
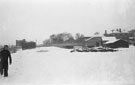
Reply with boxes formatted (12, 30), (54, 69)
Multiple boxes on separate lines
(0, 0), (135, 45)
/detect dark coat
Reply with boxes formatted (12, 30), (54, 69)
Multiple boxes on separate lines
(0, 53), (2, 71)
(0, 50), (12, 70)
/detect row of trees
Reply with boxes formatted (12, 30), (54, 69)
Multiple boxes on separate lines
(43, 32), (84, 46)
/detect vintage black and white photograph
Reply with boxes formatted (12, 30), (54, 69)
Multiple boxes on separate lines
(0, 0), (135, 85)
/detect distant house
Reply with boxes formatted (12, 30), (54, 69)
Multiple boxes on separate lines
(102, 37), (117, 45)
(84, 37), (102, 47)
(16, 39), (26, 48)
(104, 39), (129, 48)
(104, 32), (130, 41)
(129, 29), (135, 42)
(16, 39), (36, 50)
(103, 31), (130, 48)
(70, 37), (90, 49)
(71, 36), (102, 48)
(60, 36), (129, 49)
(22, 41), (36, 50)
(52, 37), (90, 46)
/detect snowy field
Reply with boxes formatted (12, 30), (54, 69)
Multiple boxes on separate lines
(0, 46), (135, 85)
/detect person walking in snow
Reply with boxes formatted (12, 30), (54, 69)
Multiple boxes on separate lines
(0, 45), (12, 77)
(0, 49), (2, 75)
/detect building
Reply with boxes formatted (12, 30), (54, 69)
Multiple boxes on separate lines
(22, 41), (36, 50)
(71, 36), (103, 48)
(16, 39), (36, 50)
(104, 32), (130, 41)
(104, 39), (129, 48)
(59, 37), (102, 49)
(102, 36), (129, 48)
(128, 30), (135, 44)
(16, 39), (26, 48)
(102, 37), (117, 44)
(84, 37), (102, 47)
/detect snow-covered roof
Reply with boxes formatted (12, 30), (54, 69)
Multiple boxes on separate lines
(102, 37), (116, 41)
(85, 37), (92, 41)
(104, 39), (120, 44)
(102, 37), (119, 44)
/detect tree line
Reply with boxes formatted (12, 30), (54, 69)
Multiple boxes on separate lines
(43, 32), (85, 46)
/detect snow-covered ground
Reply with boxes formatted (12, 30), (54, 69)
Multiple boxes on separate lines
(0, 46), (135, 85)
